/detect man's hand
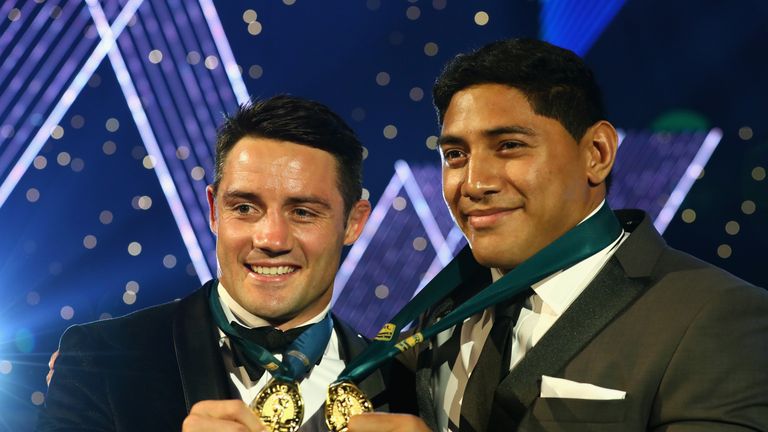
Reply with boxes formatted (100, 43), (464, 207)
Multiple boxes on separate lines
(348, 413), (431, 432)
(46, 350), (59, 386)
(182, 400), (267, 432)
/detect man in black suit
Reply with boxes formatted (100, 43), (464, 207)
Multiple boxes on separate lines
(349, 39), (768, 431)
(37, 95), (412, 431)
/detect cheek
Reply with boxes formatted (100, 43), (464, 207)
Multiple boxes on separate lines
(218, 222), (251, 250)
(442, 173), (462, 202)
(522, 160), (583, 208)
(295, 226), (344, 256)
(504, 161), (543, 194)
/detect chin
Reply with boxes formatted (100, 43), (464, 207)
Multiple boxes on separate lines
(465, 233), (494, 255)
(261, 313), (293, 326)
(470, 249), (507, 269)
(468, 242), (524, 270)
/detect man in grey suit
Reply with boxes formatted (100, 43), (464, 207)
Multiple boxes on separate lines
(349, 39), (768, 431)
(38, 95), (414, 432)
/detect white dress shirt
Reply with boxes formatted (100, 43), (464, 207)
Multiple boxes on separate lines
(216, 283), (345, 427)
(434, 202), (628, 431)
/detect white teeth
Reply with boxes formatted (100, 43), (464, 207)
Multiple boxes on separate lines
(250, 265), (296, 276)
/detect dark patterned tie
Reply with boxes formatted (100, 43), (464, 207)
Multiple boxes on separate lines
(228, 323), (312, 381)
(459, 289), (531, 432)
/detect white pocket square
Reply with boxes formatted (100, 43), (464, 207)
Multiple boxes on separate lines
(540, 375), (626, 400)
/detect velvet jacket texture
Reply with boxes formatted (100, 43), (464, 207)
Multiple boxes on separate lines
(37, 280), (415, 431)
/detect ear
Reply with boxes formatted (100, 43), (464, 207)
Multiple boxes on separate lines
(583, 120), (618, 187)
(206, 185), (219, 236)
(343, 199), (372, 245)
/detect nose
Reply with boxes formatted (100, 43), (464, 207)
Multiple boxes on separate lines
(462, 153), (501, 201)
(252, 210), (292, 256)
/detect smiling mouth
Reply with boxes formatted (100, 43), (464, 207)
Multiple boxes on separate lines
(247, 265), (298, 276)
(464, 208), (519, 229)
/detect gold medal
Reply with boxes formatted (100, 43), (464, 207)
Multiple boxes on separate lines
(251, 379), (304, 432)
(324, 381), (373, 432)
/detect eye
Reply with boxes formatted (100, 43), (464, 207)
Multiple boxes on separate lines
(441, 148), (469, 168)
(443, 149), (465, 160)
(499, 140), (524, 150)
(235, 204), (254, 214)
(292, 208), (316, 219)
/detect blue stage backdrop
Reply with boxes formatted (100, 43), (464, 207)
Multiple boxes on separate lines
(1, 1), (766, 430)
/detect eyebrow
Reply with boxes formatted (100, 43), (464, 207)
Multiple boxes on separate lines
(438, 125), (537, 146)
(284, 196), (332, 210)
(221, 190), (332, 210)
(221, 190), (259, 202)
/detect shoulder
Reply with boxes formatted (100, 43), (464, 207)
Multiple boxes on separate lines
(59, 284), (212, 354)
(59, 297), (180, 353)
(615, 208), (764, 300)
(659, 245), (759, 288)
(644, 251), (768, 428)
(641, 233), (764, 308)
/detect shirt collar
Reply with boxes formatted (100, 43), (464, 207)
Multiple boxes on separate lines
(216, 282), (331, 329)
(530, 232), (625, 316)
(491, 200), (626, 316)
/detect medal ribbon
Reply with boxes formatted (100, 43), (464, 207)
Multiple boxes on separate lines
(209, 287), (333, 382)
(335, 204), (622, 384)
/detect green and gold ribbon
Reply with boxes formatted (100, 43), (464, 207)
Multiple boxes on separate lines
(335, 204), (622, 384)
(208, 287), (333, 383)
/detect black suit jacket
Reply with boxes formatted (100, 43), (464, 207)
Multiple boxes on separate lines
(413, 210), (768, 431)
(37, 280), (414, 431)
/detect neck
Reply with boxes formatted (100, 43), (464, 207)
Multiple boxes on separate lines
(216, 282), (331, 330)
(491, 200), (608, 276)
(269, 303), (331, 331)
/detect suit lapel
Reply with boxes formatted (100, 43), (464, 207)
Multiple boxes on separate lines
(172, 288), (395, 416)
(491, 210), (661, 424)
(173, 280), (234, 411)
(415, 266), (492, 431)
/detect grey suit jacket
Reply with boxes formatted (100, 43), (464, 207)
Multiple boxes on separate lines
(414, 209), (768, 431)
(37, 280), (414, 431)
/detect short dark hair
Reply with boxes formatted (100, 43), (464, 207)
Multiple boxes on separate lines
(213, 95), (363, 214)
(433, 38), (605, 142)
